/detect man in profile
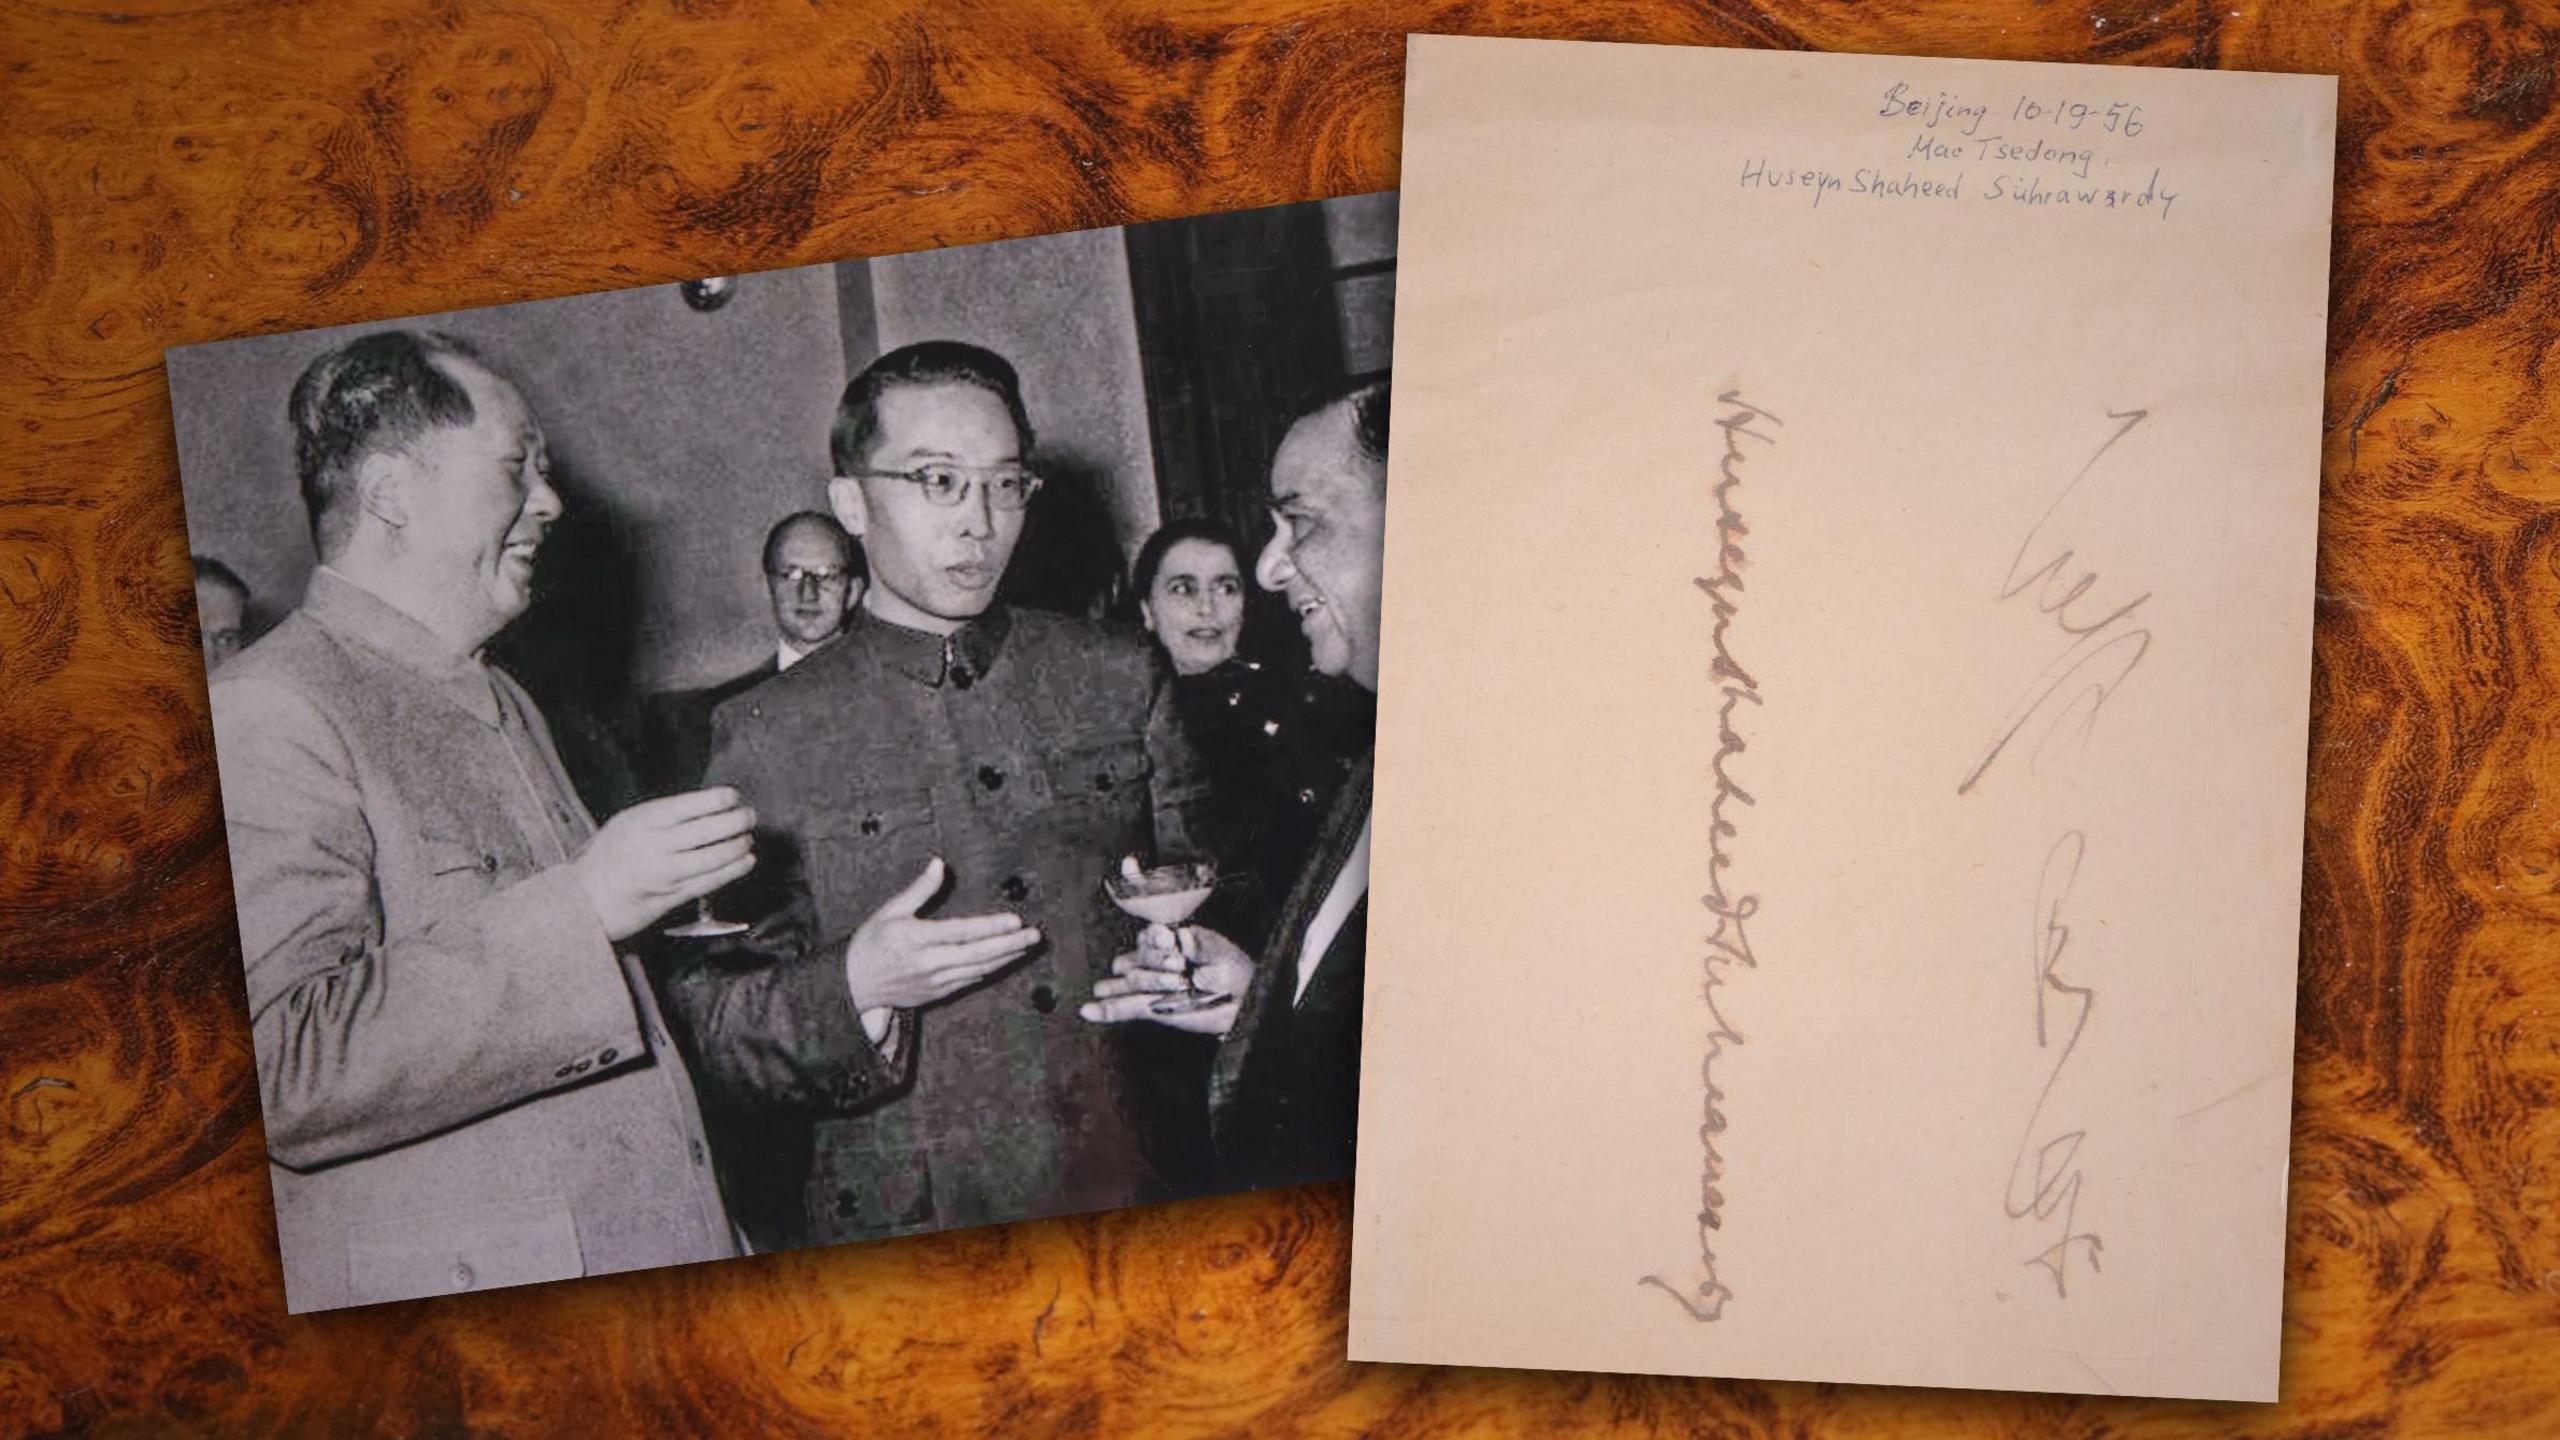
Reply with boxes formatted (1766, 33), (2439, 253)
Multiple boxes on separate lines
(665, 340), (1216, 1252)
(192, 556), (252, 674)
(212, 329), (756, 1310)
(648, 510), (863, 791)
(1081, 379), (1387, 1193)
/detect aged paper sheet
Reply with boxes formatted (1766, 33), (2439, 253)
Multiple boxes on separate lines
(1351, 35), (2334, 1400)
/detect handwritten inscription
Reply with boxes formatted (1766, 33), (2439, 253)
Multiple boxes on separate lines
(2003, 831), (2106, 1296)
(1736, 81), (2178, 219)
(1959, 408), (2153, 795)
(1881, 83), (2149, 138)
(1640, 388), (1782, 1324)
(1965, 406), (2157, 1297)
(1913, 134), (2098, 179)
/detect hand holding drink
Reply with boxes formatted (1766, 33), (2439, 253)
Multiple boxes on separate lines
(1103, 855), (1224, 1013)
(1082, 855), (1253, 1035)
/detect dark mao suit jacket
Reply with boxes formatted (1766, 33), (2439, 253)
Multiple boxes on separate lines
(662, 604), (1216, 1250)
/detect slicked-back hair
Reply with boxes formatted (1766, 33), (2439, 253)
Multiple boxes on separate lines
(191, 555), (250, 599)
(1285, 376), (1391, 495)
(762, 509), (864, 583)
(1130, 516), (1246, 600)
(288, 329), (489, 559)
(829, 340), (1035, 476)
(1347, 377), (1389, 472)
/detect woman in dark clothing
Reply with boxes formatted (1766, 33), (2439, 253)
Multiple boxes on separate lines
(1117, 519), (1371, 1196)
(1135, 516), (1252, 681)
(1131, 518), (1371, 907)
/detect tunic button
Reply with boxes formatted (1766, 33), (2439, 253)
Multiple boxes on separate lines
(978, 765), (1004, 791)
(1030, 984), (1057, 1014)
(1298, 787), (1318, 804)
(479, 853), (499, 875)
(951, 665), (975, 690)
(689, 1139), (707, 1166)
(833, 1189), (859, 1220)
(859, 815), (882, 836)
(452, 1262), (476, 1290)
(1093, 772), (1114, 793)
(1000, 875), (1029, 902)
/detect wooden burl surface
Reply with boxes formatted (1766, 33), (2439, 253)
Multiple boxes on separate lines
(3, 0), (2557, 1435)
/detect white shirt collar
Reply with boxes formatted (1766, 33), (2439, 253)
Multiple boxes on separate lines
(1295, 813), (1372, 1004)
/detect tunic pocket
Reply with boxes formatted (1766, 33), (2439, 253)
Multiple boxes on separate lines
(1046, 738), (1151, 806)
(346, 1193), (583, 1304)
(400, 827), (537, 937)
(803, 790), (938, 938)
(419, 835), (507, 885)
(1044, 738), (1154, 854)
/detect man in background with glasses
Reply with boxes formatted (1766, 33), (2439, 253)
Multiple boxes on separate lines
(660, 340), (1220, 1253)
(644, 511), (863, 794)
(762, 510), (864, 673)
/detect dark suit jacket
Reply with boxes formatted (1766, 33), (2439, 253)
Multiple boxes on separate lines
(1209, 749), (1372, 1193)
(642, 656), (778, 794)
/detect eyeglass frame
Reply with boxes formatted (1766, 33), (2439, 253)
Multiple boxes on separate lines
(767, 564), (856, 588)
(846, 462), (1046, 512)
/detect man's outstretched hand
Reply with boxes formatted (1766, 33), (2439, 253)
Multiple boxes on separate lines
(843, 857), (1043, 1011)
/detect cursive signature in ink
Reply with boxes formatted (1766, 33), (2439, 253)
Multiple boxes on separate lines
(1641, 388), (1781, 1324)
(1958, 408), (2153, 795)
(2004, 831), (2105, 1295)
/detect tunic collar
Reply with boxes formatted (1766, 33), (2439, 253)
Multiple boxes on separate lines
(300, 567), (505, 727)
(850, 602), (1013, 689)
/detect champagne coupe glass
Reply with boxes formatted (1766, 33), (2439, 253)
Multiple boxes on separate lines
(1103, 856), (1225, 1013)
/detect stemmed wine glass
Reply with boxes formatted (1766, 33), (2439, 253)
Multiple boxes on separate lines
(1103, 855), (1226, 1013)
(653, 768), (749, 938)
(663, 895), (747, 939)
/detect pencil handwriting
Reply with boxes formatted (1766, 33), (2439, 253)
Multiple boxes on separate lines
(1959, 407), (2153, 794)
(1642, 387), (1782, 1324)
(2004, 830), (2106, 1295)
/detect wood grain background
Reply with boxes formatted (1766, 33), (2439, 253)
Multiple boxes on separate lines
(2, 0), (2554, 1434)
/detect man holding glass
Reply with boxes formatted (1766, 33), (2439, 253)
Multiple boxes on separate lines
(1080, 380), (1388, 1195)
(211, 330), (755, 1310)
(667, 340), (1217, 1252)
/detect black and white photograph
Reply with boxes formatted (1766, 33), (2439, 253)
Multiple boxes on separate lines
(169, 192), (1396, 1312)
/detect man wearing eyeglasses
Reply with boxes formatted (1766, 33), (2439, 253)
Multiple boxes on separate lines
(763, 510), (864, 673)
(645, 512), (864, 795)
(659, 340), (1217, 1253)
